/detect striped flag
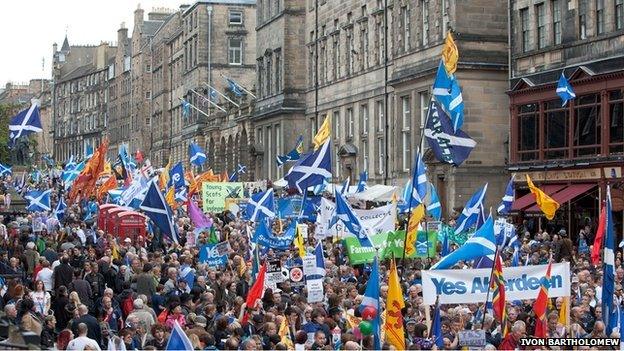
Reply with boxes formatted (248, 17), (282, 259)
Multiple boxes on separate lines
(490, 253), (508, 337)
(533, 259), (553, 338)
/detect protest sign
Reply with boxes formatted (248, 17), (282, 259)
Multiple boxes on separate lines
(421, 262), (570, 305)
(288, 265), (305, 288)
(344, 230), (436, 265)
(201, 182), (243, 212)
(458, 330), (486, 348)
(198, 244), (228, 267)
(306, 279), (324, 303)
(315, 198), (395, 239)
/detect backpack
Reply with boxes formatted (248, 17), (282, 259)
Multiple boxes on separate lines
(121, 295), (134, 318)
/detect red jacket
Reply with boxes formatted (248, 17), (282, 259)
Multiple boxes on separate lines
(499, 334), (521, 350)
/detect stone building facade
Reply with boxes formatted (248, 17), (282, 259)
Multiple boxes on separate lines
(51, 37), (115, 161)
(508, 0), (624, 233)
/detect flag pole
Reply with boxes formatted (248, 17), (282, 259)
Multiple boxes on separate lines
(220, 73), (257, 98)
(203, 83), (240, 107)
(481, 245), (500, 327)
(188, 90), (227, 113)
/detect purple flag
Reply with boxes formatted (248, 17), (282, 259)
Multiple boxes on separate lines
(188, 199), (212, 229)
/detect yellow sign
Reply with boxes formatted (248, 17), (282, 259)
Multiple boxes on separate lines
(516, 168), (602, 182)
(202, 182), (244, 212)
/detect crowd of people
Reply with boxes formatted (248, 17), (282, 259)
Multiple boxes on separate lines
(0, 172), (615, 351)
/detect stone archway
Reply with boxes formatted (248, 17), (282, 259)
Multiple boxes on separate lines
(226, 135), (234, 174)
(240, 128), (249, 179)
(208, 137), (215, 170)
(219, 137), (226, 173)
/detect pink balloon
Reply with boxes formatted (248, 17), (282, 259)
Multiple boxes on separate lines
(352, 326), (362, 340)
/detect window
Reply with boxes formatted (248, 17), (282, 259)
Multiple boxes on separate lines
(229, 11), (243, 25)
(579, 0), (587, 39)
(419, 92), (429, 150)
(145, 63), (151, 73)
(333, 110), (341, 141)
(552, 0), (562, 45)
(145, 91), (151, 99)
(275, 50), (281, 93)
(536, 3), (546, 49)
(401, 96), (411, 171)
(376, 100), (384, 132)
(520, 8), (530, 52)
(276, 124), (282, 177)
(361, 140), (368, 172)
(347, 108), (354, 139)
(401, 6), (410, 52)
(544, 100), (569, 159)
(360, 25), (369, 69)
(377, 137), (384, 174)
(333, 36), (340, 80)
(361, 103), (369, 136)
(346, 29), (354, 75)
(376, 20), (384, 65)
(609, 90), (624, 154)
(228, 38), (243, 65)
(421, 0), (429, 46)
(257, 57), (264, 97)
(573, 94), (601, 157)
(517, 104), (539, 161)
(596, 0), (605, 35)
(617, 0), (624, 30)
(321, 43), (327, 83)
(266, 54), (272, 96)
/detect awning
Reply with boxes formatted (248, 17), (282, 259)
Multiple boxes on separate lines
(511, 184), (566, 211)
(348, 184), (399, 202)
(524, 183), (596, 213)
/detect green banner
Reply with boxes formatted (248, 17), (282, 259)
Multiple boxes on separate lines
(201, 182), (244, 212)
(344, 230), (438, 265)
(437, 224), (470, 246)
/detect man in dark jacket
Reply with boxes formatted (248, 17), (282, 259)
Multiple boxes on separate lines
(71, 304), (102, 344)
(69, 269), (93, 310)
(85, 262), (105, 300)
(53, 255), (73, 291)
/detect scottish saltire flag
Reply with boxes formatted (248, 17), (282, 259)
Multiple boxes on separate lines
(25, 189), (51, 212)
(121, 173), (148, 206)
(62, 161), (85, 189)
(188, 142), (207, 167)
(330, 188), (372, 247)
(140, 180), (179, 244)
(432, 61), (464, 132)
(340, 177), (350, 195)
(181, 99), (191, 117)
(0, 163), (11, 177)
(511, 247), (521, 267)
(426, 182), (442, 221)
(237, 163), (246, 174)
(65, 155), (76, 170)
(168, 162), (185, 190)
(225, 77), (244, 97)
(166, 320), (193, 351)
(432, 215), (496, 269)
(410, 152), (428, 205)
(307, 243), (326, 280)
(276, 135), (304, 166)
(556, 72), (576, 106)
(310, 176), (329, 195)
(359, 257), (381, 350)
(8, 100), (42, 147)
(53, 197), (67, 221)
(285, 140), (332, 193)
(454, 183), (488, 234)
(431, 301), (444, 348)
(357, 171), (368, 193)
(603, 186), (617, 333)
(497, 177), (515, 215)
(245, 188), (276, 223)
(209, 87), (219, 102)
(424, 100), (476, 166)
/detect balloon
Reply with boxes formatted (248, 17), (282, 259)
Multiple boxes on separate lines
(361, 306), (377, 320)
(359, 320), (373, 336)
(352, 326), (362, 340)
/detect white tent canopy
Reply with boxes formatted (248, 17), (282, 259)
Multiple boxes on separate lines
(348, 184), (399, 202)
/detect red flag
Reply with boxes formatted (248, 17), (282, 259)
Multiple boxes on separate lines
(533, 260), (553, 338)
(490, 254), (508, 336)
(245, 262), (267, 309)
(69, 140), (108, 203)
(591, 203), (607, 265)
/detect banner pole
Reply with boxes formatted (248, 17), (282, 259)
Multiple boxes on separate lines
(481, 246), (499, 327)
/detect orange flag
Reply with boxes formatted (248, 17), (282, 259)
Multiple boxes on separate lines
(69, 139), (109, 203)
(526, 174), (560, 220)
(385, 258), (405, 350)
(97, 176), (117, 202)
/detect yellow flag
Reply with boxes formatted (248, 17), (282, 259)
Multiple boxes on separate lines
(159, 158), (171, 190)
(294, 223), (306, 258)
(385, 258), (405, 350)
(111, 243), (120, 261)
(558, 296), (568, 325)
(312, 115), (331, 150)
(165, 186), (177, 209)
(442, 31), (459, 75)
(526, 174), (560, 220)
(404, 204), (425, 256)
(103, 160), (112, 175)
(278, 317), (294, 349)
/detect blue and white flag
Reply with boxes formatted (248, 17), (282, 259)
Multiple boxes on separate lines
(65, 155), (76, 170)
(181, 99), (191, 117)
(140, 180), (179, 244)
(277, 135), (304, 167)
(310, 176), (329, 195)
(62, 161), (85, 189)
(188, 142), (207, 167)
(556, 72), (576, 106)
(85, 144), (94, 159)
(166, 320), (194, 351)
(497, 177), (515, 215)
(511, 247), (521, 267)
(285, 140), (332, 193)
(209, 88), (219, 102)
(245, 188), (276, 223)
(198, 244), (228, 267)
(340, 177), (351, 195)
(8, 100), (42, 147)
(426, 182), (442, 221)
(330, 188), (372, 247)
(441, 230), (450, 257)
(306, 243), (326, 280)
(121, 173), (148, 207)
(225, 77), (244, 97)
(25, 189), (51, 212)
(603, 185), (617, 333)
(0, 163), (11, 177)
(432, 215), (496, 269)
(409, 152), (428, 206)
(253, 219), (293, 250)
(424, 100), (476, 166)
(454, 184), (488, 234)
(357, 171), (368, 193)
(168, 162), (185, 190)
(359, 257), (381, 350)
(53, 197), (67, 221)
(432, 61), (464, 132)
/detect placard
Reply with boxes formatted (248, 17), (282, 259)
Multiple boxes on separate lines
(458, 330), (486, 347)
(201, 182), (244, 212)
(289, 265), (305, 288)
(306, 279), (324, 303)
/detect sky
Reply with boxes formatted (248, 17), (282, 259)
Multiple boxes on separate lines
(0, 0), (184, 87)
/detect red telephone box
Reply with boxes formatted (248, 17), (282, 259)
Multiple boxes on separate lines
(98, 204), (119, 230)
(106, 207), (131, 234)
(114, 211), (147, 243)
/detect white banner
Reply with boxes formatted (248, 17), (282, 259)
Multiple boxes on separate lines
(421, 262), (570, 305)
(314, 198), (396, 239)
(306, 279), (324, 303)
